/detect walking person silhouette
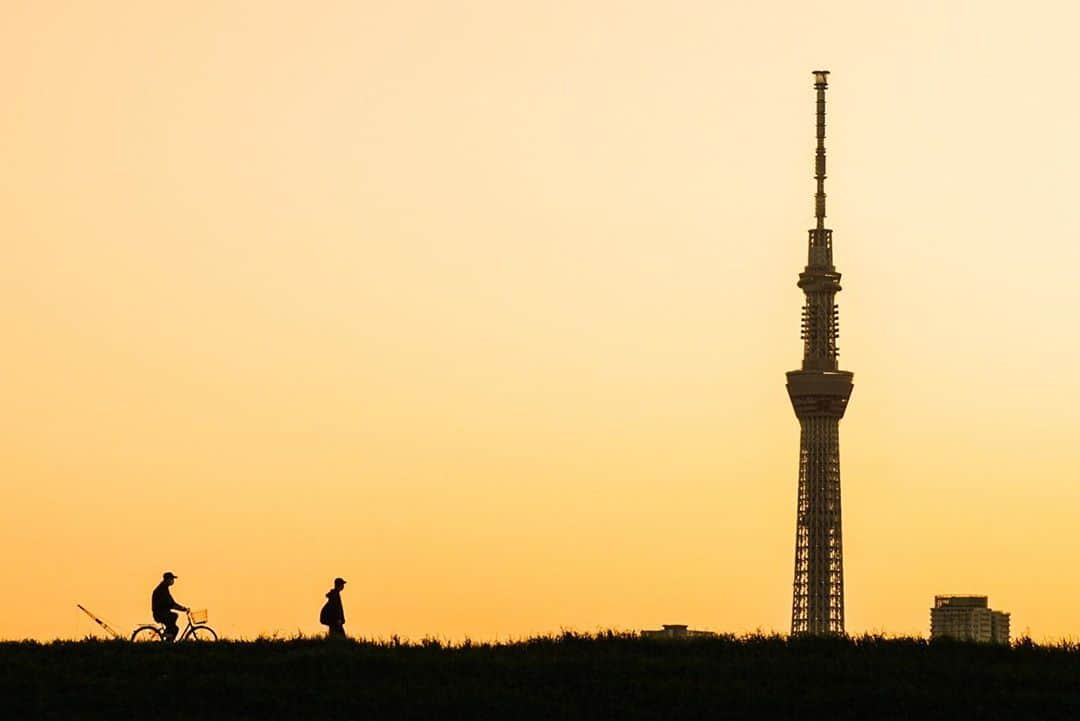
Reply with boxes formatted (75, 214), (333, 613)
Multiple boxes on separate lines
(151, 571), (188, 642)
(320, 577), (347, 639)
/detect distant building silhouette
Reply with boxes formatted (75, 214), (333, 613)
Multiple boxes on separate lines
(930, 596), (1010, 644)
(641, 624), (716, 640)
(786, 70), (854, 636)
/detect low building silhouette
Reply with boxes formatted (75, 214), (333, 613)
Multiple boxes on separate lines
(641, 624), (716, 640)
(930, 596), (1010, 644)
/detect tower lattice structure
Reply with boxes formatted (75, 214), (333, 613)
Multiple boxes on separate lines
(786, 70), (854, 636)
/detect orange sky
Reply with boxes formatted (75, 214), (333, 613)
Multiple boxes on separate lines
(3, 1), (1080, 641)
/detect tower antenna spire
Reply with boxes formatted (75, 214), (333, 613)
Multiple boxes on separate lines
(813, 70), (829, 232)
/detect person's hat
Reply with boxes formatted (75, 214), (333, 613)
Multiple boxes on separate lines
(163, 571), (178, 580)
(334, 577), (346, 585)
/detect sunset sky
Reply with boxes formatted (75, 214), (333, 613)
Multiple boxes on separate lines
(3, 1), (1080, 641)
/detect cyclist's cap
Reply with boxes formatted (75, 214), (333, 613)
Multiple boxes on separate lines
(334, 577), (346, 585)
(163, 571), (178, 580)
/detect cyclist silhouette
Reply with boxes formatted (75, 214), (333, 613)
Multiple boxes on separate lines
(151, 571), (189, 641)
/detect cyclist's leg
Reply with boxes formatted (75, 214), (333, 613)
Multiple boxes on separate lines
(164, 612), (180, 642)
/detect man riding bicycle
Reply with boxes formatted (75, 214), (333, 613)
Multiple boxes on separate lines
(151, 571), (189, 641)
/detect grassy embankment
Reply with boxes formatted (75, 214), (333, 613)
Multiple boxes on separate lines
(3, 632), (1080, 720)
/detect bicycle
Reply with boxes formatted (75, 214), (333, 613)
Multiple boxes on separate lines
(131, 609), (218, 642)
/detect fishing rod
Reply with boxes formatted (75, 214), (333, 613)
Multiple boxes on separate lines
(76, 604), (124, 640)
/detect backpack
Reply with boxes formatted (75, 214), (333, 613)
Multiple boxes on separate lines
(319, 599), (332, 625)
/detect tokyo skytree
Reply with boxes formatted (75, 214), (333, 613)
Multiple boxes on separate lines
(786, 70), (854, 636)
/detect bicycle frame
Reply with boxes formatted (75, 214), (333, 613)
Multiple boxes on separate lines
(176, 612), (201, 641)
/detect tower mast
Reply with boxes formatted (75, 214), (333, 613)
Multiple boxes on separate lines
(786, 70), (854, 636)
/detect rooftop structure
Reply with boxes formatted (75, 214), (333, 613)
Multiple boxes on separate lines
(641, 624), (717, 640)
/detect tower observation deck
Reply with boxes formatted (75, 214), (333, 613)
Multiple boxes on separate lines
(786, 70), (854, 636)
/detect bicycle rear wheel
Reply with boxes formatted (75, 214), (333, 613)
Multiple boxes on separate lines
(187, 625), (218, 641)
(131, 626), (163, 642)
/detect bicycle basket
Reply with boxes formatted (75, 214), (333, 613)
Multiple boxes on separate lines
(189, 609), (208, 624)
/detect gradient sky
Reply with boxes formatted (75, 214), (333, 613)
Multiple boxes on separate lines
(3, 1), (1080, 641)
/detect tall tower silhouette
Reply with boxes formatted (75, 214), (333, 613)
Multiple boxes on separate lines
(786, 70), (853, 636)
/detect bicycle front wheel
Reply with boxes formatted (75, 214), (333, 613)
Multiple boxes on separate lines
(131, 626), (162, 642)
(187, 625), (218, 641)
